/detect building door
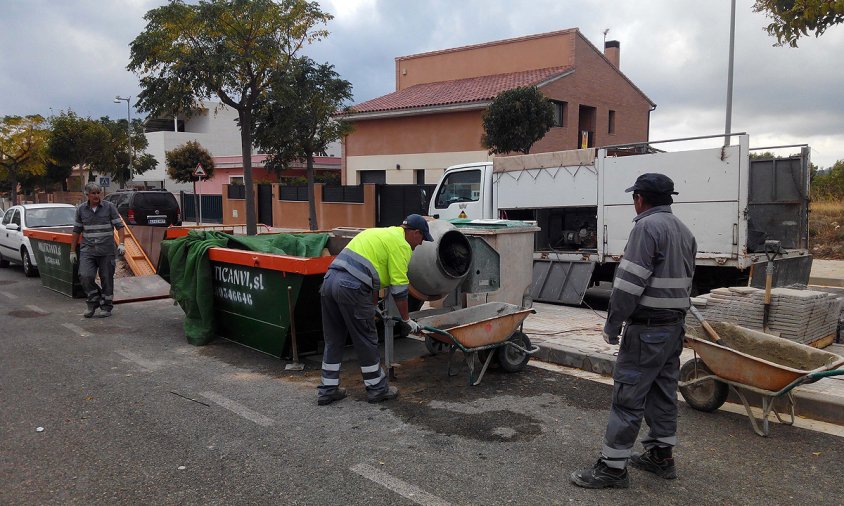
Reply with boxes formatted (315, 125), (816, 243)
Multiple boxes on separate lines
(257, 184), (273, 227)
(578, 105), (596, 148)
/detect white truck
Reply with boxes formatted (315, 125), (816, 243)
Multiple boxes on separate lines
(428, 134), (812, 304)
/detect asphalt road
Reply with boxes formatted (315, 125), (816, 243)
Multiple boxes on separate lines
(1, 265), (841, 505)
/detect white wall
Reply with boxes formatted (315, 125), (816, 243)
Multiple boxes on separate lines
(140, 102), (244, 193)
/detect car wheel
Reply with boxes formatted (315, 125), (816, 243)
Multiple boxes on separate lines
(0, 255), (9, 268)
(21, 249), (37, 277)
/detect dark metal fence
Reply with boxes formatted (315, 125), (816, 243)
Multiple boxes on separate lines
(279, 186), (309, 201)
(376, 184), (436, 227)
(323, 185), (364, 203)
(180, 193), (223, 223)
(227, 185), (245, 199)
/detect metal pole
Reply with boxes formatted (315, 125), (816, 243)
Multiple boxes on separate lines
(198, 176), (203, 224)
(724, 0), (736, 147)
(114, 96), (133, 187)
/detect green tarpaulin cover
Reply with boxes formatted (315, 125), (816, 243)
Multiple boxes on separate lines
(159, 231), (330, 345)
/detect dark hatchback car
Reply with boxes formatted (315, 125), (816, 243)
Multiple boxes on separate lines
(104, 190), (182, 227)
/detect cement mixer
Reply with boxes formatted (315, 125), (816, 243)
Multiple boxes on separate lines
(381, 217), (540, 382)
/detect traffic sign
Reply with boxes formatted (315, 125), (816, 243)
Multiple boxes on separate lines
(99, 176), (111, 188)
(194, 163), (207, 177)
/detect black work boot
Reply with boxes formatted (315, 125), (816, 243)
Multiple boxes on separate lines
(367, 385), (399, 403)
(630, 446), (677, 479)
(317, 388), (347, 406)
(570, 460), (630, 489)
(83, 306), (97, 318)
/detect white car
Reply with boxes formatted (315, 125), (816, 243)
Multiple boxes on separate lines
(0, 203), (77, 277)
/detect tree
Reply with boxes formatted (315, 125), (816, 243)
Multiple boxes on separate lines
(48, 112), (155, 188)
(165, 140), (215, 183)
(254, 57), (353, 230)
(754, 0), (844, 47)
(812, 160), (844, 200)
(128, 0), (331, 235)
(0, 115), (50, 204)
(48, 110), (111, 184)
(482, 86), (555, 155)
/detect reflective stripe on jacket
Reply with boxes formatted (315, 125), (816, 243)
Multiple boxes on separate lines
(604, 205), (697, 336)
(329, 226), (411, 298)
(73, 201), (123, 256)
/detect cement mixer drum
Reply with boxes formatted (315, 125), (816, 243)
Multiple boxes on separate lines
(407, 219), (472, 300)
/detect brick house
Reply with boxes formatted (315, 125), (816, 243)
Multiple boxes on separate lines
(340, 28), (655, 185)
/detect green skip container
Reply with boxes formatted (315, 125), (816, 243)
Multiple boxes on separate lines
(25, 228), (85, 298)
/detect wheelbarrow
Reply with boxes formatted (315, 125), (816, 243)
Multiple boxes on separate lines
(679, 322), (844, 436)
(415, 302), (539, 386)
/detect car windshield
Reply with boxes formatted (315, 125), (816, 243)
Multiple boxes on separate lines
(24, 207), (76, 228)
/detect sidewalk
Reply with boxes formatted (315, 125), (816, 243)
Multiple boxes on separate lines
(526, 301), (844, 426)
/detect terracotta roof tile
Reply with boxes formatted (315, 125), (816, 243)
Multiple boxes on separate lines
(348, 66), (573, 115)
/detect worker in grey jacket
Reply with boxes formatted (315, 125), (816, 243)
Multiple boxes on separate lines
(572, 173), (696, 489)
(70, 183), (125, 318)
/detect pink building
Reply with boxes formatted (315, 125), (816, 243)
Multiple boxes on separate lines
(202, 154), (341, 194)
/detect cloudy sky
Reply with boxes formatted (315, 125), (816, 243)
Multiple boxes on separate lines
(2, 0), (842, 168)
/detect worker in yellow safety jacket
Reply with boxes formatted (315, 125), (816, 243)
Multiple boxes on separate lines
(317, 214), (433, 405)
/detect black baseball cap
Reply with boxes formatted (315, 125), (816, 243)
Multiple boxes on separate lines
(625, 173), (679, 195)
(402, 214), (433, 241)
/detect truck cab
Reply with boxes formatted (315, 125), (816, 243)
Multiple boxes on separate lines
(429, 162), (493, 221)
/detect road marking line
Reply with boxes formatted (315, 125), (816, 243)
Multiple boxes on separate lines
(115, 350), (160, 372)
(0, 291), (18, 299)
(199, 391), (275, 427)
(350, 463), (451, 506)
(62, 323), (90, 337)
(26, 304), (47, 314)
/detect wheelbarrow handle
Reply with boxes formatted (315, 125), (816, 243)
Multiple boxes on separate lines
(505, 340), (540, 355)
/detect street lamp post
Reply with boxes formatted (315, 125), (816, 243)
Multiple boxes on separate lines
(113, 95), (133, 186)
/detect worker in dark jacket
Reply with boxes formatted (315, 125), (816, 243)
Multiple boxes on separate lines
(572, 173), (697, 489)
(317, 214), (433, 406)
(70, 183), (125, 318)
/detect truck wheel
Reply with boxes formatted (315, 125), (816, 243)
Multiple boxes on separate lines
(679, 358), (728, 412)
(21, 250), (37, 277)
(497, 331), (532, 373)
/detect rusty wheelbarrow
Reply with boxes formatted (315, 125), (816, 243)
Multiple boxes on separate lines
(679, 322), (844, 436)
(415, 302), (539, 386)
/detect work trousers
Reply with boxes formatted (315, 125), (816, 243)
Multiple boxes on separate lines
(601, 321), (685, 469)
(318, 269), (388, 399)
(78, 253), (116, 312)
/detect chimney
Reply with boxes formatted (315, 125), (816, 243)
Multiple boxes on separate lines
(604, 40), (620, 68)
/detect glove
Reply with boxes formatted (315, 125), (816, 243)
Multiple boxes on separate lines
(69, 251), (78, 264)
(602, 330), (619, 345)
(117, 243), (125, 256)
(403, 319), (422, 334)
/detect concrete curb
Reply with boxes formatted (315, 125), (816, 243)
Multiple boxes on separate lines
(536, 342), (844, 426)
(809, 277), (844, 288)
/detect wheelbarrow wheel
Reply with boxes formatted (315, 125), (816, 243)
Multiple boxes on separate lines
(425, 335), (449, 355)
(497, 331), (532, 373)
(679, 358), (729, 412)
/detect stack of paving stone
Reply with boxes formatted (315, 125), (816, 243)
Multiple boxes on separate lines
(685, 286), (841, 346)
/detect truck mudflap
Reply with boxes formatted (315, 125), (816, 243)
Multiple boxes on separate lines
(748, 254), (813, 289)
(530, 259), (595, 305)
